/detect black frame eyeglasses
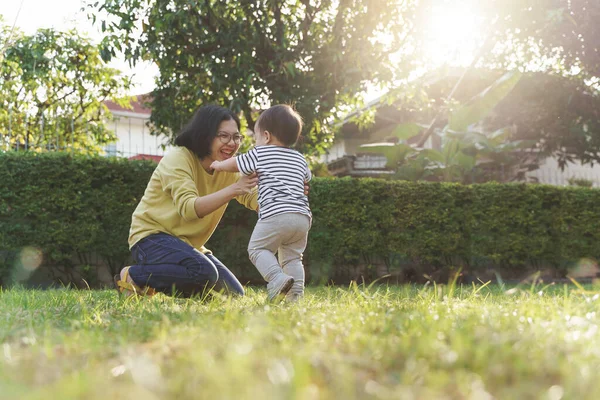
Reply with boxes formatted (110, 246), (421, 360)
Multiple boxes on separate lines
(216, 131), (244, 144)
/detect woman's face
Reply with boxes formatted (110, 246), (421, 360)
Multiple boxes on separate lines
(209, 119), (241, 162)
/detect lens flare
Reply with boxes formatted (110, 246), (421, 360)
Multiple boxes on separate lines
(20, 247), (43, 271)
(569, 258), (599, 279)
(11, 247), (43, 283)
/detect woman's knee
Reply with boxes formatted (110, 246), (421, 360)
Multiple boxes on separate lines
(203, 263), (219, 284)
(208, 254), (245, 296)
(231, 284), (245, 296)
(183, 257), (219, 284)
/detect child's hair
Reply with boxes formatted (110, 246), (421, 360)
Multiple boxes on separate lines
(255, 104), (303, 147)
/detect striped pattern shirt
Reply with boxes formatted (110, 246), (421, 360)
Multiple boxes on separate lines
(236, 145), (311, 220)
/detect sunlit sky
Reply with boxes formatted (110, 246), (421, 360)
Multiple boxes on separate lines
(419, 0), (484, 67)
(1, 0), (482, 99)
(0, 0), (158, 95)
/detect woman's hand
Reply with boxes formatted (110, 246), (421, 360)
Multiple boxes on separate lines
(234, 172), (258, 195)
(304, 180), (310, 196)
(193, 172), (258, 218)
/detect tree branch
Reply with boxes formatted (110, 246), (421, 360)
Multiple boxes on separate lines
(299, 0), (314, 41)
(242, 102), (255, 133)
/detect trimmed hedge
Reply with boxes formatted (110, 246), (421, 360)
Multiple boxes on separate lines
(0, 152), (155, 286)
(1, 151), (600, 287)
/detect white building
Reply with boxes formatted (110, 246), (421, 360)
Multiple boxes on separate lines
(322, 125), (600, 186)
(103, 95), (171, 162)
(322, 71), (600, 187)
(527, 157), (600, 187)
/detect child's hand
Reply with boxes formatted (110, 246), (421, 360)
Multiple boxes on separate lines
(210, 161), (222, 171)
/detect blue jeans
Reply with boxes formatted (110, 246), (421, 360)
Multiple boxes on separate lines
(128, 233), (245, 297)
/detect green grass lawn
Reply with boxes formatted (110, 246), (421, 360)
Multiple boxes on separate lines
(1, 282), (599, 399)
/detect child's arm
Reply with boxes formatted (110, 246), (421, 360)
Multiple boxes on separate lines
(211, 157), (240, 173)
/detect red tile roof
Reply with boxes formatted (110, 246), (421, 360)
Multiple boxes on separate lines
(128, 154), (163, 163)
(104, 94), (152, 115)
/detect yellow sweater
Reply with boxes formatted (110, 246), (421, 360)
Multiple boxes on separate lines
(128, 146), (258, 253)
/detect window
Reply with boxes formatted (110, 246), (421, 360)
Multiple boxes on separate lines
(105, 143), (117, 156)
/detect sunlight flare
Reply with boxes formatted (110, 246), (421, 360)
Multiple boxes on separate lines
(419, 1), (486, 66)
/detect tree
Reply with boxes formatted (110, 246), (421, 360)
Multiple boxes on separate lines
(464, 0), (600, 165)
(486, 73), (600, 168)
(398, 1), (600, 167)
(360, 71), (537, 183)
(484, 0), (600, 77)
(0, 20), (132, 153)
(91, 0), (417, 155)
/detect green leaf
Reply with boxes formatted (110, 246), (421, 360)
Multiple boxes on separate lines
(391, 123), (422, 141)
(454, 151), (477, 170)
(441, 139), (462, 164)
(449, 71), (522, 132)
(284, 62), (296, 78)
(489, 127), (513, 143)
(417, 148), (445, 164)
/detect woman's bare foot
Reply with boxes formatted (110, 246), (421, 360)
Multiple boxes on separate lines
(119, 266), (137, 297)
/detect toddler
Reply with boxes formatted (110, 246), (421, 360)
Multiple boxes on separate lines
(211, 104), (311, 302)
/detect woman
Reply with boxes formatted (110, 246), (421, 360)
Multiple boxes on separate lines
(115, 105), (259, 297)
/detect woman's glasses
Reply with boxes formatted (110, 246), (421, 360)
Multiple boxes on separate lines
(216, 131), (244, 144)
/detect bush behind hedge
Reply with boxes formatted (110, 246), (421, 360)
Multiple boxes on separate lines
(1, 152), (600, 287)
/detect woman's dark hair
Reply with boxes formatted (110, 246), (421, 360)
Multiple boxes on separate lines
(174, 105), (241, 158)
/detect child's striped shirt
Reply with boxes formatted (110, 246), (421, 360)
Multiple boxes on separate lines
(236, 145), (311, 220)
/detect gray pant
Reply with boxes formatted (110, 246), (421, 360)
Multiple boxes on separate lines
(248, 212), (311, 296)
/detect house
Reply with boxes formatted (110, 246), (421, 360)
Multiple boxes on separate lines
(103, 94), (171, 161)
(323, 70), (600, 187)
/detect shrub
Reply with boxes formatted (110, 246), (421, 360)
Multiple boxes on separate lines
(2, 152), (600, 286)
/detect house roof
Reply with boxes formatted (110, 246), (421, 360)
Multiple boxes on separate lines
(104, 94), (152, 116)
(128, 154), (163, 163)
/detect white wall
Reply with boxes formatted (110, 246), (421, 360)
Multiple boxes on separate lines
(105, 112), (172, 158)
(324, 136), (600, 187)
(527, 157), (600, 187)
(321, 141), (346, 164)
